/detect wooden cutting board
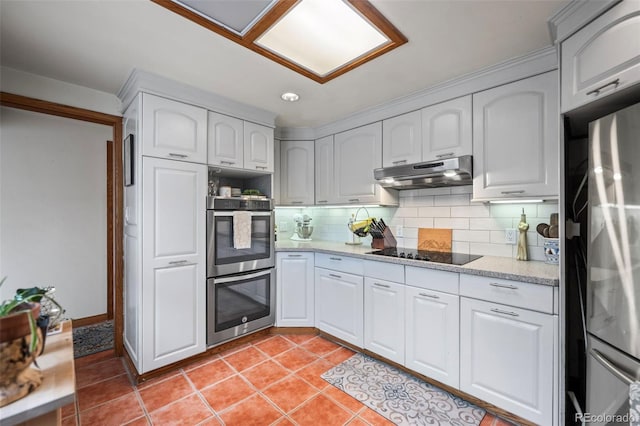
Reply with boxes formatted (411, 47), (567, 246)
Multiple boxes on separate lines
(418, 228), (452, 252)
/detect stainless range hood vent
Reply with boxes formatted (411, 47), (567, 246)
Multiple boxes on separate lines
(374, 155), (472, 189)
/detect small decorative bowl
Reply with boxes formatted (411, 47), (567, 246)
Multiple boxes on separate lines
(543, 238), (559, 264)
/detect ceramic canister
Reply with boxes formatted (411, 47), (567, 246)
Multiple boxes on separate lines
(219, 186), (231, 197)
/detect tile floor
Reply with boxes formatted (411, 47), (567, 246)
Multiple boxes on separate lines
(63, 333), (509, 426)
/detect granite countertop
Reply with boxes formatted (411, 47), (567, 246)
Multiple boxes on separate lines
(275, 239), (559, 286)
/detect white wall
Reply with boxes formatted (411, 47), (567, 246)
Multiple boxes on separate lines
(276, 186), (558, 261)
(0, 66), (122, 116)
(0, 107), (112, 318)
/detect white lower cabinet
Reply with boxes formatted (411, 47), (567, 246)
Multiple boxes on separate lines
(364, 278), (405, 364)
(276, 252), (314, 326)
(405, 286), (459, 388)
(315, 267), (364, 347)
(460, 297), (555, 425)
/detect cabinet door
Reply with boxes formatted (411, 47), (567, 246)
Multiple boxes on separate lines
(276, 252), (315, 327)
(334, 122), (382, 204)
(460, 297), (554, 425)
(142, 157), (206, 372)
(382, 111), (422, 167)
(364, 278), (405, 364)
(207, 112), (243, 168)
(244, 121), (274, 172)
(315, 267), (364, 347)
(280, 140), (315, 205)
(472, 71), (559, 200)
(141, 93), (207, 163)
(561, 0), (640, 112)
(314, 135), (335, 205)
(405, 286), (459, 388)
(421, 95), (472, 161)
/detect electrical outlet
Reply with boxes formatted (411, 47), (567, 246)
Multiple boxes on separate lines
(505, 228), (517, 244)
(395, 225), (403, 237)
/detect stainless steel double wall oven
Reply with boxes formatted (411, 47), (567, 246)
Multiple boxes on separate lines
(206, 197), (275, 347)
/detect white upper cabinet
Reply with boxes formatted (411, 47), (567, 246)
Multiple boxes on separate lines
(244, 121), (274, 172)
(314, 135), (335, 205)
(334, 122), (383, 204)
(141, 93), (207, 163)
(421, 95), (472, 161)
(207, 112), (243, 168)
(382, 111), (422, 167)
(561, 0), (640, 112)
(280, 140), (315, 205)
(472, 71), (559, 201)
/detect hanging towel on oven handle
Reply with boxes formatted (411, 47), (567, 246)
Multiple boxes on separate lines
(233, 211), (252, 249)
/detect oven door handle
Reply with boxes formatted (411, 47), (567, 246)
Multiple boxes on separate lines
(212, 211), (273, 217)
(214, 269), (273, 283)
(590, 348), (636, 385)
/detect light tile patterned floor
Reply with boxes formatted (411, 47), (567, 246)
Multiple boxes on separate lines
(63, 333), (507, 426)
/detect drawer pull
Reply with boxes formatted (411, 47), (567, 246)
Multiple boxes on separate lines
(168, 260), (188, 265)
(374, 283), (390, 288)
(436, 152), (455, 159)
(491, 308), (519, 317)
(256, 166), (267, 170)
(392, 160), (407, 165)
(489, 282), (519, 290)
(291, 201), (304, 204)
(419, 293), (440, 299)
(349, 198), (360, 203)
(329, 273), (342, 279)
(220, 160), (235, 165)
(317, 200), (328, 203)
(500, 190), (524, 194)
(168, 153), (188, 158)
(586, 79), (620, 96)
(287, 254), (302, 257)
(329, 257), (342, 261)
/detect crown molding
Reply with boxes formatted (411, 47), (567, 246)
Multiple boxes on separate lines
(118, 68), (277, 127)
(547, 0), (619, 44)
(277, 45), (558, 140)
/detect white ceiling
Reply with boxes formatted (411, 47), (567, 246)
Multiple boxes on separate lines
(0, 0), (569, 128)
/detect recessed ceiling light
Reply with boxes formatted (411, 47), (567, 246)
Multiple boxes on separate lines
(281, 92), (300, 102)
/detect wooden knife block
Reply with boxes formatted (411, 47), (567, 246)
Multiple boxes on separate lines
(371, 227), (397, 249)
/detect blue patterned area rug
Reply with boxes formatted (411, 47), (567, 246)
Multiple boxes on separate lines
(73, 320), (114, 358)
(322, 353), (485, 425)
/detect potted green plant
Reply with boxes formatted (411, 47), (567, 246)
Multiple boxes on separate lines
(0, 277), (66, 407)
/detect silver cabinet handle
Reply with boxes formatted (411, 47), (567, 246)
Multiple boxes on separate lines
(490, 308), (519, 317)
(329, 257), (342, 261)
(317, 200), (328, 203)
(489, 283), (518, 290)
(436, 152), (455, 159)
(256, 166), (267, 170)
(291, 201), (304, 204)
(168, 260), (188, 265)
(501, 190), (525, 194)
(374, 283), (390, 288)
(349, 198), (360, 202)
(586, 79), (620, 96)
(590, 349), (636, 385)
(220, 160), (235, 165)
(287, 254), (303, 257)
(419, 292), (440, 299)
(329, 273), (342, 279)
(392, 160), (407, 165)
(168, 153), (187, 158)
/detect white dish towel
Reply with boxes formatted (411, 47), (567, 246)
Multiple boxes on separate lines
(233, 211), (252, 249)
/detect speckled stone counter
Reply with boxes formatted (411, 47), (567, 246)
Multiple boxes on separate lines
(275, 240), (559, 286)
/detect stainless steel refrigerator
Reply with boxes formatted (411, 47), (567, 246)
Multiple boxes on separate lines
(586, 101), (640, 425)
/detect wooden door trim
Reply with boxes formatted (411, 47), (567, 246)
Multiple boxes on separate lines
(0, 91), (124, 357)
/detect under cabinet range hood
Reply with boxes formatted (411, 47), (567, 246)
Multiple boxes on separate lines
(374, 155), (472, 189)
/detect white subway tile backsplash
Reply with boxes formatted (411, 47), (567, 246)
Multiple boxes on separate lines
(393, 207), (419, 218)
(404, 217), (434, 228)
(399, 187), (451, 197)
(434, 217), (470, 229)
(453, 230), (491, 243)
(489, 204), (537, 218)
(451, 185), (473, 194)
(434, 194), (471, 206)
(401, 195), (435, 207)
(452, 241), (470, 254)
(537, 202), (560, 219)
(417, 206), (451, 217)
(451, 205), (491, 218)
(470, 242), (513, 257)
(469, 217), (513, 230)
(403, 227), (419, 239)
(490, 230), (507, 244)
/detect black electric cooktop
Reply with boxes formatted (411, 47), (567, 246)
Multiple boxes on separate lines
(368, 247), (482, 266)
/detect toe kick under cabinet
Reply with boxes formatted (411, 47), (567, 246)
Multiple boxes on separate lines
(459, 274), (558, 426)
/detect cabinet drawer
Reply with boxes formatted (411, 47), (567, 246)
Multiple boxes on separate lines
(364, 260), (404, 283)
(405, 266), (458, 295)
(459, 274), (553, 314)
(315, 253), (363, 275)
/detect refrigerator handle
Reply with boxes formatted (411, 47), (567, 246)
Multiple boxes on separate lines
(590, 348), (636, 385)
